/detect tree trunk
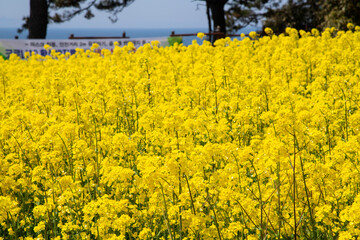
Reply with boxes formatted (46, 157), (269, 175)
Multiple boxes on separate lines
(206, 1), (213, 42)
(28, 0), (48, 39)
(207, 0), (228, 35)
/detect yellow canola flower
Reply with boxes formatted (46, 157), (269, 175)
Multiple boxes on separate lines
(24, 51), (30, 58)
(249, 31), (257, 39)
(43, 44), (52, 50)
(264, 27), (273, 36)
(197, 32), (205, 40)
(127, 41), (135, 50)
(138, 227), (152, 239)
(2, 26), (360, 239)
(347, 22), (354, 30)
(34, 221), (45, 233)
(311, 28), (320, 36)
(90, 43), (100, 51)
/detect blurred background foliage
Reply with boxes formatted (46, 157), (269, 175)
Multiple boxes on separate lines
(22, 0), (360, 39)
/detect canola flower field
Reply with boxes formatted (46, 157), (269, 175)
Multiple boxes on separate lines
(1, 26), (360, 240)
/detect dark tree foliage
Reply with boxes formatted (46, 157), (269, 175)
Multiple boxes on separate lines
(195, 0), (279, 39)
(22, 0), (360, 40)
(225, 0), (280, 33)
(263, 0), (360, 34)
(263, 0), (320, 34)
(20, 0), (135, 39)
(319, 0), (360, 30)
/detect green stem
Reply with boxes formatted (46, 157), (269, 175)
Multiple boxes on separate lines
(160, 183), (174, 240)
(300, 156), (316, 238)
(293, 131), (297, 240)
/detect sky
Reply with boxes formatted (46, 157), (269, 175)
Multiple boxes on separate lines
(0, 0), (208, 29)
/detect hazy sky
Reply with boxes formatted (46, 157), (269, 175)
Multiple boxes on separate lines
(0, 0), (208, 29)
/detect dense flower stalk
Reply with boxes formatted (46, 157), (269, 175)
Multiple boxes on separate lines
(1, 26), (360, 239)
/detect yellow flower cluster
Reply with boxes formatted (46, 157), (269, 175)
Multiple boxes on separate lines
(1, 27), (360, 239)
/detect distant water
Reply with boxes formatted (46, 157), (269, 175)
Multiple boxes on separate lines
(0, 27), (257, 46)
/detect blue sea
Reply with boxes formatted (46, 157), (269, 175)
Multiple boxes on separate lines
(0, 27), (257, 46)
